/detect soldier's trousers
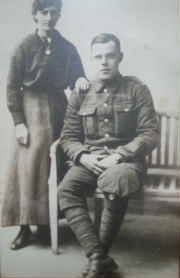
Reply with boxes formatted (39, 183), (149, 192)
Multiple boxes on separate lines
(59, 162), (143, 211)
(58, 162), (143, 256)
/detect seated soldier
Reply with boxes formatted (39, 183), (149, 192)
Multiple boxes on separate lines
(58, 33), (159, 278)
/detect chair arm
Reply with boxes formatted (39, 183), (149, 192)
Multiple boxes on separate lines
(48, 140), (59, 186)
(48, 140), (59, 254)
(50, 139), (60, 159)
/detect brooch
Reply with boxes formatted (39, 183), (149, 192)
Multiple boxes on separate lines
(45, 37), (52, 55)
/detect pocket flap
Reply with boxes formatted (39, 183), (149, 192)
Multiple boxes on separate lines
(114, 102), (134, 112)
(78, 106), (96, 116)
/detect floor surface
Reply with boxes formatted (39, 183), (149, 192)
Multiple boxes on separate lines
(1, 214), (180, 278)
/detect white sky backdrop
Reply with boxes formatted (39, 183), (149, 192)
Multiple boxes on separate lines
(0, 0), (179, 178)
(0, 0), (179, 111)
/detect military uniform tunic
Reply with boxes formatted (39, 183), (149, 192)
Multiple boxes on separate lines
(59, 74), (159, 210)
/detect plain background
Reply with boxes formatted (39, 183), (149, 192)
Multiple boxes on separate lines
(0, 0), (179, 204)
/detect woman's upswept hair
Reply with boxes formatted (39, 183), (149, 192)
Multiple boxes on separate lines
(32, 0), (62, 15)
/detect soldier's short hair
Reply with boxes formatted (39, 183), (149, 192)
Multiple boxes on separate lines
(91, 33), (121, 53)
(32, 0), (62, 15)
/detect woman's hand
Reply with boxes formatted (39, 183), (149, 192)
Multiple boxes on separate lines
(15, 123), (29, 146)
(75, 77), (90, 92)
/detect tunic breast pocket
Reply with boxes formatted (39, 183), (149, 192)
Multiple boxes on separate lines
(78, 106), (97, 137)
(114, 102), (136, 137)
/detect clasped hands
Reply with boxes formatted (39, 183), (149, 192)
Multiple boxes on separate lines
(79, 153), (121, 176)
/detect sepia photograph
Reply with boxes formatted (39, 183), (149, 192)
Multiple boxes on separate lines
(0, 0), (179, 278)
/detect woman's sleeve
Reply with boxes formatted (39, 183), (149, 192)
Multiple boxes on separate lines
(67, 46), (86, 89)
(7, 44), (25, 125)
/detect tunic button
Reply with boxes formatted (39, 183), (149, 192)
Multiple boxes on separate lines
(104, 88), (108, 93)
(104, 118), (109, 123)
(104, 103), (108, 108)
(105, 133), (110, 139)
(45, 49), (51, 55)
(109, 194), (116, 200)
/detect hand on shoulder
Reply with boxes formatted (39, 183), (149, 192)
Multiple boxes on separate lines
(75, 77), (90, 92)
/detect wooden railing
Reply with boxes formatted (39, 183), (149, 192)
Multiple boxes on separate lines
(148, 112), (180, 169)
(145, 111), (180, 197)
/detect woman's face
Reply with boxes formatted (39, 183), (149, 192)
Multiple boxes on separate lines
(34, 6), (60, 33)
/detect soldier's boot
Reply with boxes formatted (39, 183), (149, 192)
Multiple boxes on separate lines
(100, 196), (128, 255)
(64, 206), (106, 278)
(76, 196), (128, 278)
(86, 253), (119, 278)
(81, 254), (118, 278)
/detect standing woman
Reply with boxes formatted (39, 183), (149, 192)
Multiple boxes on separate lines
(1, 0), (88, 250)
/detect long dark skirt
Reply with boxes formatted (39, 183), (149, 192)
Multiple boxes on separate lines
(1, 89), (67, 226)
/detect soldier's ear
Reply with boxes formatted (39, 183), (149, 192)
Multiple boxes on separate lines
(33, 14), (38, 23)
(56, 10), (61, 20)
(119, 52), (123, 63)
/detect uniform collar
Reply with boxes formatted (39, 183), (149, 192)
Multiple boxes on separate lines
(91, 73), (122, 94)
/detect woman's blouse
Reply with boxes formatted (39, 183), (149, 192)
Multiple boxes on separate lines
(7, 29), (85, 125)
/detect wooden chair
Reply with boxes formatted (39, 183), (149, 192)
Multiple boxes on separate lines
(48, 111), (180, 254)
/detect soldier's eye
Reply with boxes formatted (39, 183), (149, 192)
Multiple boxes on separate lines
(107, 53), (116, 59)
(41, 10), (49, 15)
(94, 55), (102, 60)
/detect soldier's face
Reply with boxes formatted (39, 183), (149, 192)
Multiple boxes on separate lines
(91, 41), (123, 81)
(34, 6), (60, 32)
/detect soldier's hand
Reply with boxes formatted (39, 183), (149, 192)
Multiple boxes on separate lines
(15, 123), (29, 146)
(98, 153), (122, 169)
(79, 153), (105, 176)
(75, 77), (90, 92)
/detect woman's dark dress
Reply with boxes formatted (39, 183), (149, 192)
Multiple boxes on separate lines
(1, 30), (85, 226)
